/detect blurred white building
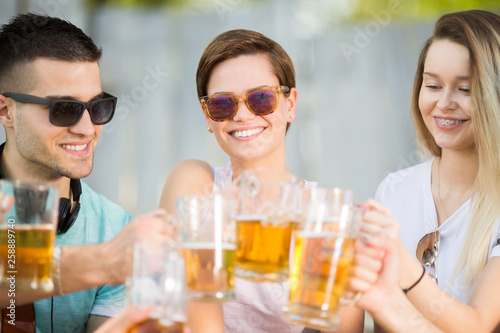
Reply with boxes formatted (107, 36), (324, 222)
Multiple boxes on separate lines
(0, 0), (432, 215)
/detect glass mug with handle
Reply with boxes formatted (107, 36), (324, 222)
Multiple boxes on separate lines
(126, 240), (187, 333)
(176, 190), (237, 301)
(282, 193), (361, 331)
(235, 169), (300, 282)
(0, 180), (59, 293)
(289, 186), (354, 293)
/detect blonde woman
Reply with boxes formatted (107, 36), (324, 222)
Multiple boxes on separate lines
(369, 10), (500, 333)
(160, 29), (364, 333)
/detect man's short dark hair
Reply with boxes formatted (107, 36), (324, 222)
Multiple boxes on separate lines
(0, 13), (102, 93)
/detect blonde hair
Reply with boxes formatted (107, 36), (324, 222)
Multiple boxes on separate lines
(411, 10), (500, 286)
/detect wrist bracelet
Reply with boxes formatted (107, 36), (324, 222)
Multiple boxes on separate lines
(403, 265), (425, 294)
(53, 246), (64, 296)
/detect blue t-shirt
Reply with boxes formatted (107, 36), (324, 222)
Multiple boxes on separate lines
(34, 181), (131, 333)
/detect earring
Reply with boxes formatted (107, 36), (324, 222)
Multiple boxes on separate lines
(207, 127), (213, 133)
(289, 115), (295, 119)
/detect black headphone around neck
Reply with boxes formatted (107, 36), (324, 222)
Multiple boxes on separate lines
(0, 143), (81, 235)
(57, 179), (81, 235)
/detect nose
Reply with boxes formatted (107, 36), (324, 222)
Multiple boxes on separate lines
(69, 109), (96, 136)
(232, 98), (256, 122)
(436, 88), (458, 111)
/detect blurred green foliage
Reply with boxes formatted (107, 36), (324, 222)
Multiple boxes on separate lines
(88, 0), (500, 19)
(352, 0), (500, 20)
(87, 0), (258, 10)
(88, 0), (184, 8)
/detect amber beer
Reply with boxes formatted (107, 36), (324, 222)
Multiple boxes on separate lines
(128, 318), (184, 333)
(182, 242), (235, 300)
(235, 215), (293, 282)
(284, 231), (354, 330)
(0, 224), (55, 291)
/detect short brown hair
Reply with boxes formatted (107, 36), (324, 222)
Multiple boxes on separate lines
(0, 13), (102, 94)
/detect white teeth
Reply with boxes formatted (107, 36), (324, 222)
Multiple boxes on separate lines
(232, 128), (264, 138)
(436, 118), (464, 126)
(62, 144), (87, 151)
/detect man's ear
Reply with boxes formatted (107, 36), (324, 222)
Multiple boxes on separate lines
(0, 95), (14, 128)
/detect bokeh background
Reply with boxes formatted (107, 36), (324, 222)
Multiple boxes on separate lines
(2, 0), (499, 215)
(1, 0), (499, 331)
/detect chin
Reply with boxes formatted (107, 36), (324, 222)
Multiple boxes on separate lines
(64, 165), (93, 179)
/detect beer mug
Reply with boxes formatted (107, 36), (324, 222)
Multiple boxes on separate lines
(290, 186), (354, 290)
(0, 180), (59, 292)
(177, 190), (236, 301)
(127, 240), (187, 333)
(282, 190), (360, 331)
(235, 169), (300, 282)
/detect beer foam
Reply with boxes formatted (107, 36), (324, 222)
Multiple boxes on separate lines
(297, 230), (339, 238)
(0, 224), (54, 231)
(322, 217), (341, 223)
(181, 242), (236, 250)
(236, 214), (267, 221)
(300, 217), (341, 224)
(237, 214), (293, 226)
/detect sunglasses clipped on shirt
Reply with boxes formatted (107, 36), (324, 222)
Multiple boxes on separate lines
(199, 85), (290, 122)
(2, 92), (117, 127)
(416, 229), (440, 282)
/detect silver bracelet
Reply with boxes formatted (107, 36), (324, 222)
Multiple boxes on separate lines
(53, 246), (64, 296)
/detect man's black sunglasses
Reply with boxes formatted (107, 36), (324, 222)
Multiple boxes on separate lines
(2, 92), (117, 127)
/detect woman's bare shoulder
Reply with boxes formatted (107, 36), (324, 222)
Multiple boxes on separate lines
(159, 159), (214, 212)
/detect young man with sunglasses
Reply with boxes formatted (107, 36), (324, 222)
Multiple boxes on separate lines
(0, 13), (169, 332)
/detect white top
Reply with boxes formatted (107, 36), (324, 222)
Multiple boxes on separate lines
(212, 162), (314, 333)
(375, 159), (500, 303)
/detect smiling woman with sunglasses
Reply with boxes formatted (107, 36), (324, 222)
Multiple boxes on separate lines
(159, 29), (364, 333)
(365, 10), (500, 333)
